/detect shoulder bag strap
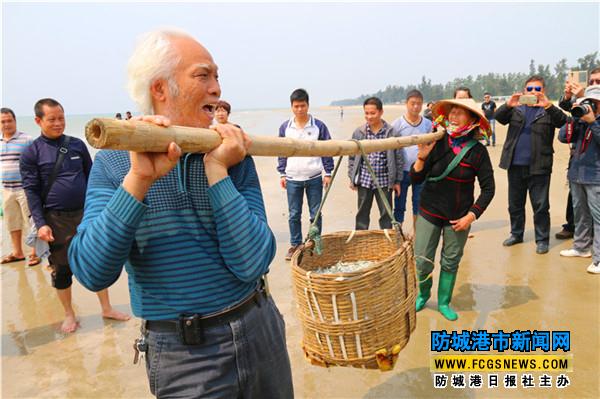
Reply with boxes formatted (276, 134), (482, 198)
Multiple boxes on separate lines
(426, 139), (478, 183)
(41, 135), (71, 204)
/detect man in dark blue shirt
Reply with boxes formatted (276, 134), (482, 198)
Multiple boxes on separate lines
(496, 76), (567, 254)
(20, 98), (129, 333)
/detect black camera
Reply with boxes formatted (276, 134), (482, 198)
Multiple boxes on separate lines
(571, 99), (597, 118)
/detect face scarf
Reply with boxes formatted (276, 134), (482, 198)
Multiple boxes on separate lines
(433, 115), (480, 154)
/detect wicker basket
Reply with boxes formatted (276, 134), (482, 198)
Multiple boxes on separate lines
(291, 229), (417, 370)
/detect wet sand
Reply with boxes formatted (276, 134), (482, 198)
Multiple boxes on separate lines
(2, 105), (599, 398)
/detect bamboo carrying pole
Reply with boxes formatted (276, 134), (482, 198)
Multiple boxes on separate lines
(85, 118), (445, 156)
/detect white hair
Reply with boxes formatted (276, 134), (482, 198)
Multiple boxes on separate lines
(127, 28), (190, 114)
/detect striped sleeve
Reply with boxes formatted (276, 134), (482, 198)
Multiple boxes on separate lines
(69, 152), (148, 291)
(208, 157), (276, 282)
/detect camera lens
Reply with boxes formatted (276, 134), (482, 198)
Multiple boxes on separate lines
(571, 104), (589, 118)
(571, 100), (596, 118)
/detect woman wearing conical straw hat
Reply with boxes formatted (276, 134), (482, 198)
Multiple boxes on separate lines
(411, 99), (495, 320)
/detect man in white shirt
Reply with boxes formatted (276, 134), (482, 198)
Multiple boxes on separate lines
(277, 89), (333, 260)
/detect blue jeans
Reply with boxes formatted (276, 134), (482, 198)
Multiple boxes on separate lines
(286, 176), (323, 246)
(570, 182), (600, 264)
(394, 170), (423, 223)
(143, 295), (293, 398)
(485, 119), (496, 145)
(507, 166), (551, 244)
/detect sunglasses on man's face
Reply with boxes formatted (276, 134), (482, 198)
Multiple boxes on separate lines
(589, 79), (600, 85)
(526, 86), (542, 92)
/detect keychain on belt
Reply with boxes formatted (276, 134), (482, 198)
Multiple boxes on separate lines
(133, 335), (148, 365)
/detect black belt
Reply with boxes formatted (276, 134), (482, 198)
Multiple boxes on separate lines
(145, 289), (267, 333)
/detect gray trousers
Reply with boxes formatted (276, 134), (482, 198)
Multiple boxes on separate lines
(570, 182), (600, 264)
(414, 216), (470, 275)
(355, 186), (393, 230)
(144, 295), (293, 398)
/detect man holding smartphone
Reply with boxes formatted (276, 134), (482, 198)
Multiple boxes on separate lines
(496, 75), (567, 254)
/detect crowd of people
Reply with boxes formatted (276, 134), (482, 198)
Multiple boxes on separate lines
(1, 27), (599, 398)
(276, 72), (600, 270)
(274, 70), (600, 327)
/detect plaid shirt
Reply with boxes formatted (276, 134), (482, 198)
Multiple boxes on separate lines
(358, 124), (389, 189)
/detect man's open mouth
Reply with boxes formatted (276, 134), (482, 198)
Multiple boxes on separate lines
(203, 104), (215, 117)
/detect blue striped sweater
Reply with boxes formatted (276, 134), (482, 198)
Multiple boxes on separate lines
(1, 131), (32, 190)
(68, 150), (276, 320)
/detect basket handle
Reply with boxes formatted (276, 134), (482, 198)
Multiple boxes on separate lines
(304, 141), (407, 252)
(345, 230), (357, 244)
(303, 155), (345, 254)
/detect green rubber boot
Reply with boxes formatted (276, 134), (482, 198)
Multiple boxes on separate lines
(415, 274), (433, 312)
(437, 271), (458, 321)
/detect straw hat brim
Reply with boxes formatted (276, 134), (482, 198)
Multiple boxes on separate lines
(432, 99), (490, 139)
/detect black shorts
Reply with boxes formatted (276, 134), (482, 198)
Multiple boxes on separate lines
(45, 209), (83, 290)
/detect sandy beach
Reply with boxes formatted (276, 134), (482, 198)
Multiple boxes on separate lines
(2, 104), (599, 398)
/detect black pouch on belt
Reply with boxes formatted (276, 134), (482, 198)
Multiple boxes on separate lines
(177, 314), (204, 345)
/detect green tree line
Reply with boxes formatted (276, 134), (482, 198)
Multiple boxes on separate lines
(331, 52), (598, 106)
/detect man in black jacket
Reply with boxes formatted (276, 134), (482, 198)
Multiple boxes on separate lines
(496, 75), (567, 254)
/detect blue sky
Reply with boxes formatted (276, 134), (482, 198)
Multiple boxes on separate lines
(2, 1), (599, 115)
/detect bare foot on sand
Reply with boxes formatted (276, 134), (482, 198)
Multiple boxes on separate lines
(102, 308), (131, 321)
(61, 315), (80, 333)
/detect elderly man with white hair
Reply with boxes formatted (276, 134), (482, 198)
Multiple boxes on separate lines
(68, 29), (293, 398)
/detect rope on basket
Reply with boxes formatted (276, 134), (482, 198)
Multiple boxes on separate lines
(352, 140), (406, 244)
(303, 139), (407, 253)
(304, 155), (344, 254)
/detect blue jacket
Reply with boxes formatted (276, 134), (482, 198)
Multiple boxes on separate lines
(558, 116), (600, 185)
(20, 134), (92, 228)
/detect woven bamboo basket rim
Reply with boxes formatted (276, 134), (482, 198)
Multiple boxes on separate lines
(291, 229), (409, 277)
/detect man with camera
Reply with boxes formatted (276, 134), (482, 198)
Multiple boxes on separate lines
(554, 68), (600, 240)
(557, 84), (600, 274)
(496, 75), (567, 254)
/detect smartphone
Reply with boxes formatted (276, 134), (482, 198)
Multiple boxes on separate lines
(568, 70), (588, 88)
(519, 95), (538, 105)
